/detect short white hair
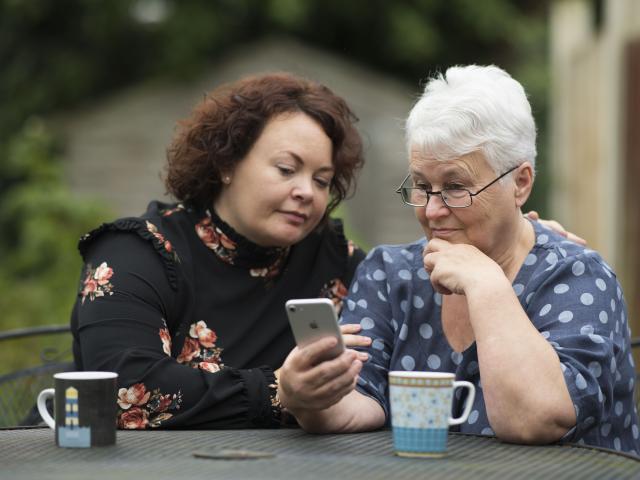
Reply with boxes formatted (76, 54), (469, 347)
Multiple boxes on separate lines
(405, 65), (536, 174)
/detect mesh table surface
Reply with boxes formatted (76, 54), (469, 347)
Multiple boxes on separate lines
(1, 427), (638, 480)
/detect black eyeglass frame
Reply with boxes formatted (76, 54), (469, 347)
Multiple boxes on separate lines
(395, 164), (521, 208)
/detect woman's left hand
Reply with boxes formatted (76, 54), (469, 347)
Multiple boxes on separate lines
(340, 324), (371, 362)
(423, 238), (504, 295)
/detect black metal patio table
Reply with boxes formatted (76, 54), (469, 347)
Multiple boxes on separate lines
(1, 427), (639, 480)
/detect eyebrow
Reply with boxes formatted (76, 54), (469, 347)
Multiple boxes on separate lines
(410, 168), (472, 182)
(285, 151), (334, 173)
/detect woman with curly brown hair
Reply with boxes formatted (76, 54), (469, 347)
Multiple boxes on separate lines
(69, 72), (371, 429)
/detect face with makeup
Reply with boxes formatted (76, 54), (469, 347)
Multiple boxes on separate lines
(409, 150), (532, 261)
(214, 112), (334, 248)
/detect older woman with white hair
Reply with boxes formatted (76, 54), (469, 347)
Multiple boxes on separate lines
(278, 65), (639, 454)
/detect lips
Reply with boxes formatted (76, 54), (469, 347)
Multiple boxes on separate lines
(430, 228), (459, 238)
(280, 210), (308, 224)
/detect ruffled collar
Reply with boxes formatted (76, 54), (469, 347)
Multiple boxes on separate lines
(195, 209), (289, 279)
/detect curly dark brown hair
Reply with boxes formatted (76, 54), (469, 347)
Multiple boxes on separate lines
(165, 72), (364, 215)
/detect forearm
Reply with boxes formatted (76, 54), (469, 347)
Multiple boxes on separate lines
(291, 390), (386, 434)
(467, 281), (576, 443)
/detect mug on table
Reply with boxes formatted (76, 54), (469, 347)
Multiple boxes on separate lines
(37, 371), (118, 448)
(389, 371), (475, 457)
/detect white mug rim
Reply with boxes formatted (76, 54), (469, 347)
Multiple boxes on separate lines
(389, 371), (455, 380)
(54, 371), (118, 380)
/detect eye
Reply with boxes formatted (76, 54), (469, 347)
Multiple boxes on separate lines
(277, 165), (295, 176)
(444, 183), (466, 191)
(314, 177), (331, 189)
(414, 182), (431, 192)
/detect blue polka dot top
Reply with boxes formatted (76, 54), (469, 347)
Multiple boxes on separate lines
(342, 219), (640, 455)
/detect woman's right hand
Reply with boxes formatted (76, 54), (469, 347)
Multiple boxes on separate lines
(277, 337), (362, 412)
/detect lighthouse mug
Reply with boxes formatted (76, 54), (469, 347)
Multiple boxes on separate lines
(37, 371), (118, 448)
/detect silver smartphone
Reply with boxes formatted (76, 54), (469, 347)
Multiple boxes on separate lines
(285, 298), (345, 360)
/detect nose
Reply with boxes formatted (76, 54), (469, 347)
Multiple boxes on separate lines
(292, 176), (314, 202)
(424, 193), (450, 220)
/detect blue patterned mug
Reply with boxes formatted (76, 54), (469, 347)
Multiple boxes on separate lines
(389, 371), (475, 457)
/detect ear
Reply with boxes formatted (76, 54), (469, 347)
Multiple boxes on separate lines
(513, 162), (534, 208)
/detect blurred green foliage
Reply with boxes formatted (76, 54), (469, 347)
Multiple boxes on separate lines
(0, 0), (550, 334)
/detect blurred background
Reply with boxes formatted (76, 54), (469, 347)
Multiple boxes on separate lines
(0, 0), (638, 374)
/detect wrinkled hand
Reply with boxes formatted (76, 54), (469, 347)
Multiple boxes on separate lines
(278, 337), (362, 412)
(525, 211), (586, 246)
(423, 238), (504, 296)
(340, 324), (370, 362)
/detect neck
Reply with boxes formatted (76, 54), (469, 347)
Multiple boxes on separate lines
(489, 213), (535, 281)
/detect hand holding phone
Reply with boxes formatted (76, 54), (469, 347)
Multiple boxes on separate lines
(285, 298), (345, 360)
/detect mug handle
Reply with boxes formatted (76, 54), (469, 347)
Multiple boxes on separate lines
(37, 388), (56, 429)
(449, 380), (476, 426)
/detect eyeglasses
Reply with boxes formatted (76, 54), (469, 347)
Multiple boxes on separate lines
(395, 165), (520, 208)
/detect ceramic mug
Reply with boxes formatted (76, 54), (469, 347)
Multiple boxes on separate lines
(37, 371), (118, 448)
(389, 371), (475, 457)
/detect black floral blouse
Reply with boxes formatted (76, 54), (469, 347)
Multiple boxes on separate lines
(70, 201), (365, 429)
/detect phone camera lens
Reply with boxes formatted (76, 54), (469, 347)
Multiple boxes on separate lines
(288, 305), (296, 313)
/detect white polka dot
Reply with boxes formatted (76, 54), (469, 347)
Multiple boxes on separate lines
(589, 334), (604, 344)
(632, 424), (639, 439)
(613, 400), (622, 416)
(398, 324), (408, 340)
(467, 361), (479, 375)
(560, 363), (567, 373)
(427, 354), (441, 370)
(546, 252), (558, 266)
(575, 373), (587, 390)
(540, 331), (550, 339)
(377, 290), (387, 302)
(595, 278), (606, 291)
(599, 311), (608, 323)
(400, 249), (413, 261)
(400, 300), (408, 313)
(537, 234), (549, 245)
(419, 323), (433, 339)
(468, 410), (479, 425)
(481, 427), (495, 436)
(372, 339), (385, 350)
(373, 269), (386, 281)
(602, 266), (612, 278)
(352, 281), (359, 293)
(360, 317), (375, 330)
(451, 351), (463, 365)
(580, 293), (594, 305)
(598, 388), (604, 403)
(513, 284), (524, 296)
(434, 293), (442, 306)
(629, 378), (635, 392)
(365, 273), (372, 281)
(417, 268), (429, 280)
(382, 251), (394, 263)
(572, 261), (585, 276)
(610, 299), (616, 312)
(554, 284), (570, 294)
(347, 299), (356, 311)
(600, 423), (611, 436)
(588, 361), (602, 378)
(413, 296), (424, 309)
(357, 299), (368, 309)
(398, 269), (412, 280)
(524, 253), (537, 266)
(614, 438), (621, 451)
(625, 414), (632, 428)
(580, 325), (594, 335)
(387, 283), (391, 294)
(583, 416), (595, 427)
(610, 357), (617, 374)
(559, 247), (567, 258)
(558, 311), (573, 323)
(629, 354), (636, 368)
(525, 292), (534, 304)
(401, 355), (415, 370)
(539, 304), (552, 316)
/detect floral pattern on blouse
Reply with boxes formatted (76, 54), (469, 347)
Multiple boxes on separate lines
(195, 215), (238, 264)
(117, 383), (183, 429)
(81, 262), (115, 304)
(177, 321), (224, 372)
(159, 322), (171, 356)
(160, 203), (185, 217)
(319, 278), (349, 313)
(146, 221), (179, 262)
